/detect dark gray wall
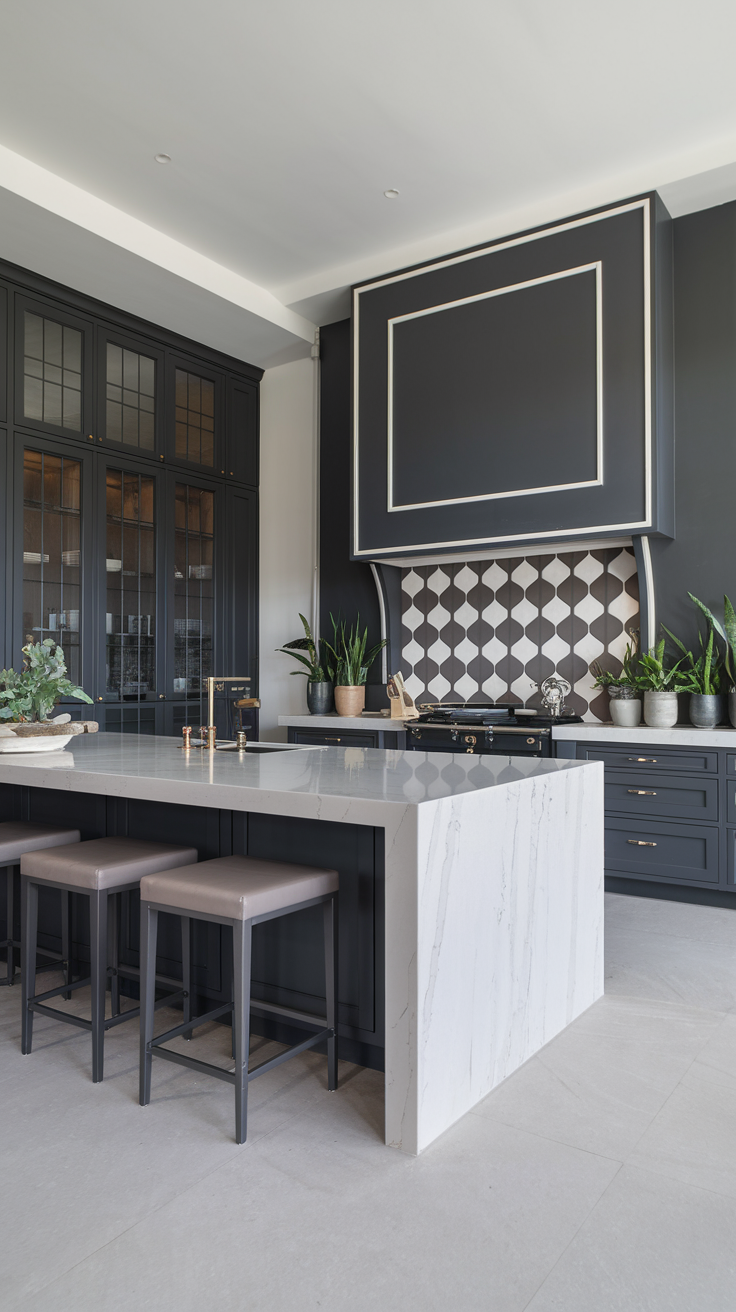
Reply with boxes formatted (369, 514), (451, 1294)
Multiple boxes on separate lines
(318, 319), (385, 703)
(649, 201), (736, 651)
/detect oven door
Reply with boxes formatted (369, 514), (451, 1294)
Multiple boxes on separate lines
(492, 730), (549, 757)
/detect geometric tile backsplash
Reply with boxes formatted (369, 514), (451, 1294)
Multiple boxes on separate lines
(400, 547), (640, 722)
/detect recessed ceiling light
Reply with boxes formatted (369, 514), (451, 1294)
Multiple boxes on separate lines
(384, 188), (400, 199)
(154, 153), (172, 165)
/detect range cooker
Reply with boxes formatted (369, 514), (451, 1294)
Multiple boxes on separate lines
(405, 703), (583, 757)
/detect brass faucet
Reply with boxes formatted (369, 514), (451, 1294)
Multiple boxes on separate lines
(181, 678), (260, 749)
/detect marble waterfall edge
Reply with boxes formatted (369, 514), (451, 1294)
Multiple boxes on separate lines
(386, 763), (604, 1154)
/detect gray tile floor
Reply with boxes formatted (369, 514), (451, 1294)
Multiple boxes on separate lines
(3, 891), (736, 1310)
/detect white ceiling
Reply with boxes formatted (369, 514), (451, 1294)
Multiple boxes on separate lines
(2, 0), (736, 363)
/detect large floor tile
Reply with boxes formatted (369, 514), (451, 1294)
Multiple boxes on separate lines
(20, 1115), (619, 1312)
(628, 1016), (736, 1198)
(525, 1164), (736, 1312)
(605, 923), (736, 1011)
(605, 891), (736, 946)
(472, 994), (723, 1159)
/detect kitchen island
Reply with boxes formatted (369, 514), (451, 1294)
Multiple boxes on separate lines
(0, 734), (603, 1153)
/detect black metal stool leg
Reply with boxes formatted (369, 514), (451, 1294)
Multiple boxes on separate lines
(324, 894), (338, 1091)
(108, 892), (120, 1016)
(139, 904), (158, 1106)
(181, 915), (192, 1040)
(232, 920), (252, 1145)
(21, 876), (39, 1054)
(61, 889), (73, 1000)
(89, 890), (108, 1083)
(5, 865), (15, 986)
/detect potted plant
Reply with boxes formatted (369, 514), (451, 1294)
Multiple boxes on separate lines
(590, 635), (641, 726)
(0, 637), (93, 728)
(332, 616), (386, 718)
(632, 636), (686, 728)
(663, 600), (726, 729)
(276, 615), (336, 715)
(682, 593), (736, 728)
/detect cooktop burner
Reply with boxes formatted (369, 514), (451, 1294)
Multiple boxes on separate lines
(415, 702), (583, 728)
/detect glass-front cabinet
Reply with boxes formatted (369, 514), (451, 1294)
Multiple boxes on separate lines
(2, 260), (260, 735)
(22, 447), (82, 685)
(104, 467), (157, 703)
(173, 483), (214, 700)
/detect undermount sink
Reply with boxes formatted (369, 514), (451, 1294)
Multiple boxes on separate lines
(241, 744), (298, 753)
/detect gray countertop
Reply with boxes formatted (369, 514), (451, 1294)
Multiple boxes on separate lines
(0, 731), (592, 819)
(552, 723), (736, 748)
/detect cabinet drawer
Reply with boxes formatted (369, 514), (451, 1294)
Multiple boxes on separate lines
(605, 817), (719, 884)
(584, 746), (718, 774)
(605, 771), (718, 822)
(290, 728), (379, 749)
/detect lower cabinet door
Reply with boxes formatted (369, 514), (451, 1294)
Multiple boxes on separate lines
(605, 817), (720, 884)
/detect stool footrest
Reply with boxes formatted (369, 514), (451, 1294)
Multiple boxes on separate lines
(152, 1047), (237, 1085)
(31, 976), (91, 1004)
(151, 1001), (233, 1047)
(248, 1028), (332, 1081)
(251, 999), (328, 1028)
(29, 1001), (93, 1031)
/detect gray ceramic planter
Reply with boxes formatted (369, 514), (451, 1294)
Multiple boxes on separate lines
(729, 688), (736, 729)
(307, 680), (334, 715)
(610, 697), (642, 727)
(689, 693), (726, 729)
(643, 690), (679, 728)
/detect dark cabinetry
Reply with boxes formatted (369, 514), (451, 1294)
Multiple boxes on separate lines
(287, 725), (407, 749)
(0, 256), (261, 729)
(565, 738), (736, 901)
(0, 783), (385, 1070)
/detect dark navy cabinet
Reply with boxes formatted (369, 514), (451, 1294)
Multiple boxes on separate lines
(286, 725), (407, 750)
(561, 736), (736, 904)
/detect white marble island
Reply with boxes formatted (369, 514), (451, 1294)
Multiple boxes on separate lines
(0, 735), (603, 1154)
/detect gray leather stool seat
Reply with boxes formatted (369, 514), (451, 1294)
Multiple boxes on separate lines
(139, 855), (339, 1144)
(0, 822), (80, 987)
(21, 837), (198, 1082)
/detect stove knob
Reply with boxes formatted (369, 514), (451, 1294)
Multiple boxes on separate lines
(464, 734), (477, 745)
(527, 737), (536, 745)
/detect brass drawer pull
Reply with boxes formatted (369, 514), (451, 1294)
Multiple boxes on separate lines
(325, 736), (342, 743)
(627, 839), (658, 846)
(628, 757), (657, 763)
(627, 789), (657, 795)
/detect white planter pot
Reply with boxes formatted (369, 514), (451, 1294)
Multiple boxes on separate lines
(643, 690), (679, 728)
(610, 697), (642, 727)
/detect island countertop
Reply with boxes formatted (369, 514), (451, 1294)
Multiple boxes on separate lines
(0, 731), (592, 820)
(0, 733), (603, 1155)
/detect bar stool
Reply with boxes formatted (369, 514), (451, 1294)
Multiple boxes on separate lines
(139, 855), (339, 1144)
(0, 822), (81, 987)
(21, 836), (198, 1081)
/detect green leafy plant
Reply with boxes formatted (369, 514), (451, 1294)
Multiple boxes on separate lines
(632, 636), (686, 692)
(686, 593), (736, 688)
(331, 615), (386, 687)
(590, 632), (640, 690)
(276, 614), (336, 682)
(662, 595), (725, 695)
(0, 638), (93, 722)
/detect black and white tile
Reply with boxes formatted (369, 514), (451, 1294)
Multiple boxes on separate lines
(400, 548), (640, 721)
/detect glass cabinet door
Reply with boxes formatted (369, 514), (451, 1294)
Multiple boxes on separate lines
(173, 483), (214, 707)
(105, 468), (156, 700)
(22, 448), (82, 684)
